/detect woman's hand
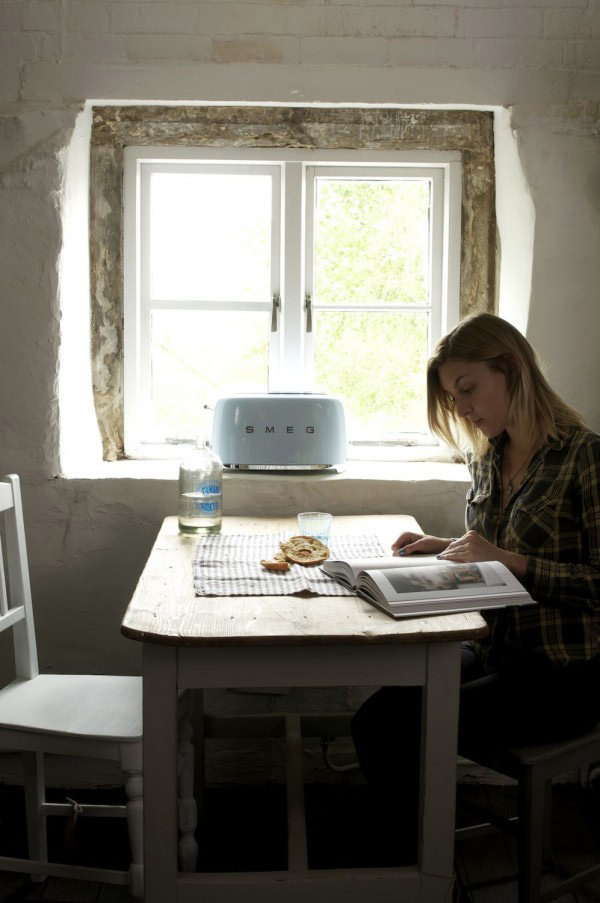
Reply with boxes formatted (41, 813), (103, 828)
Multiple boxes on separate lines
(438, 530), (527, 578)
(392, 532), (452, 556)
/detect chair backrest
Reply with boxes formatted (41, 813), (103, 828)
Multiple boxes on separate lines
(0, 474), (38, 680)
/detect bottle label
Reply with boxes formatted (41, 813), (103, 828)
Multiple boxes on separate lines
(195, 481), (221, 515)
(200, 482), (221, 496)
(199, 500), (220, 513)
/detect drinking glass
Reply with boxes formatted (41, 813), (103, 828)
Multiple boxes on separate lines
(297, 512), (333, 544)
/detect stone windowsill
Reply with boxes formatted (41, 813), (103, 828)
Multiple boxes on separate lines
(61, 455), (470, 485)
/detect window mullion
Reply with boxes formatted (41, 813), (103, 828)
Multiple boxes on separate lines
(304, 166), (315, 388)
(148, 299), (272, 312)
(313, 304), (433, 312)
(278, 161), (306, 391)
(268, 165), (282, 387)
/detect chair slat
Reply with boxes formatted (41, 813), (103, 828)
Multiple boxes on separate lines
(0, 855), (130, 885)
(0, 606), (26, 633)
(0, 541), (7, 617)
(1, 475), (38, 678)
(41, 802), (127, 818)
(0, 483), (12, 513)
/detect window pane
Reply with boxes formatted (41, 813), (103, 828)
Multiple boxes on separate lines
(150, 173), (272, 302)
(314, 309), (429, 437)
(314, 179), (430, 306)
(149, 310), (269, 440)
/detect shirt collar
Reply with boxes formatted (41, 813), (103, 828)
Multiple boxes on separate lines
(489, 426), (577, 460)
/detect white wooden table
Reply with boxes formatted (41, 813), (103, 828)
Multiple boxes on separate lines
(122, 515), (488, 903)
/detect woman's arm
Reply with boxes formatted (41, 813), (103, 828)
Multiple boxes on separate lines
(523, 439), (600, 614)
(392, 532), (453, 556)
(438, 531), (527, 578)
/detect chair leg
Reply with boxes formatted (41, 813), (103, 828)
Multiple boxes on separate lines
(122, 744), (144, 899)
(177, 701), (198, 872)
(518, 766), (548, 903)
(542, 779), (553, 863)
(22, 750), (47, 882)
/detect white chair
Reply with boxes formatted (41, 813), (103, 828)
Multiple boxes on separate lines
(0, 473), (197, 898)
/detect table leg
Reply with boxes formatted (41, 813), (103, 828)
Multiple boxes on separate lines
(419, 641), (461, 878)
(143, 643), (178, 903)
(190, 689), (205, 821)
(177, 691), (198, 871)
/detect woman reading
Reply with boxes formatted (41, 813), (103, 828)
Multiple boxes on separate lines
(351, 313), (600, 863)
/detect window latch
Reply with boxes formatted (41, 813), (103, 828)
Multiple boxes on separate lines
(271, 292), (281, 332)
(305, 292), (313, 334)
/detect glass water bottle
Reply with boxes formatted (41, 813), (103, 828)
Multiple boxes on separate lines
(178, 441), (223, 535)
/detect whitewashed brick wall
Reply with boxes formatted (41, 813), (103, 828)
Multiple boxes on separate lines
(0, 0), (597, 103)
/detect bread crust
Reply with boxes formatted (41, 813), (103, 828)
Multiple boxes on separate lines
(260, 559), (291, 572)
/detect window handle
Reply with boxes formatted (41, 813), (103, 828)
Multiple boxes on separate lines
(271, 292), (281, 332)
(305, 292), (313, 334)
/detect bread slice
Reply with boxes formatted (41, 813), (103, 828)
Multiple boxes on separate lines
(280, 535), (330, 566)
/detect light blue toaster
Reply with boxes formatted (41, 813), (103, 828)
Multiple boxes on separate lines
(211, 393), (347, 471)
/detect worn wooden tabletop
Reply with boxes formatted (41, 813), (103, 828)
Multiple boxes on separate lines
(121, 515), (488, 647)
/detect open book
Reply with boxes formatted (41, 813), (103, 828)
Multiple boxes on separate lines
(321, 554), (536, 619)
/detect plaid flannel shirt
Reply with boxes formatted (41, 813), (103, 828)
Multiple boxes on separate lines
(466, 426), (600, 671)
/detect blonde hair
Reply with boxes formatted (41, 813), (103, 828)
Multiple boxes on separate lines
(427, 313), (585, 458)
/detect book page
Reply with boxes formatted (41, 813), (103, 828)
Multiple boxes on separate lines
(323, 554), (441, 584)
(364, 559), (528, 606)
(380, 554), (442, 570)
(344, 557), (401, 578)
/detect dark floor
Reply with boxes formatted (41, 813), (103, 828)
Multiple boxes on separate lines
(0, 779), (599, 901)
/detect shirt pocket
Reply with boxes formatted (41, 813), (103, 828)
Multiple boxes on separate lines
(508, 494), (558, 553)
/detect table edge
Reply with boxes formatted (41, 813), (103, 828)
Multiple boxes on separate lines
(120, 620), (489, 647)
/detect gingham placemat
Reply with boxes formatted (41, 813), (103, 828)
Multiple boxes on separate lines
(193, 533), (386, 596)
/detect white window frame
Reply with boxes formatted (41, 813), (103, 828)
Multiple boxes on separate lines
(123, 146), (461, 457)
(124, 158), (282, 448)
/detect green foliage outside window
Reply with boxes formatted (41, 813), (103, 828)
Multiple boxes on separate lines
(314, 179), (431, 437)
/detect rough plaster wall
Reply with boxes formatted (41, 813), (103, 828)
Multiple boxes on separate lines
(88, 141), (125, 458)
(514, 104), (600, 426)
(494, 107), (535, 335)
(0, 2), (599, 784)
(0, 114), (70, 483)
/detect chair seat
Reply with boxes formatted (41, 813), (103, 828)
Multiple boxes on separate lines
(0, 674), (142, 742)
(505, 723), (600, 768)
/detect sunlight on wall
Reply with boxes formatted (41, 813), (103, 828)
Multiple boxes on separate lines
(494, 107), (535, 335)
(58, 103), (104, 474)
